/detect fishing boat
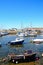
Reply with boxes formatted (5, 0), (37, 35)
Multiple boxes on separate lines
(8, 38), (24, 45)
(0, 50), (39, 63)
(8, 50), (38, 64)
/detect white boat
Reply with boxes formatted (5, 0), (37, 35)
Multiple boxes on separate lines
(17, 32), (28, 37)
(17, 32), (25, 37)
(28, 33), (37, 37)
(24, 32), (28, 37)
(8, 38), (24, 45)
(32, 39), (43, 43)
(0, 32), (3, 37)
(0, 32), (8, 37)
(1, 32), (8, 36)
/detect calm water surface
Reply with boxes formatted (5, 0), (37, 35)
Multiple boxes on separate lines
(0, 35), (43, 65)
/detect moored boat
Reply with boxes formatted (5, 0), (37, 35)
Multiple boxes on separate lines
(17, 32), (29, 37)
(0, 50), (39, 63)
(17, 32), (25, 37)
(8, 50), (37, 64)
(31, 39), (43, 43)
(28, 33), (37, 37)
(8, 38), (24, 45)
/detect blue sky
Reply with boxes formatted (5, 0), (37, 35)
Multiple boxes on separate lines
(0, 0), (43, 29)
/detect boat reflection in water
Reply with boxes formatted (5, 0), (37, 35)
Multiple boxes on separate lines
(9, 44), (23, 48)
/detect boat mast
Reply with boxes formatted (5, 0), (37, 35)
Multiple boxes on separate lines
(29, 22), (32, 33)
(21, 21), (23, 32)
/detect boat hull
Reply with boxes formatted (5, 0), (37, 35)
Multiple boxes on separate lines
(10, 53), (36, 63)
(9, 40), (24, 45)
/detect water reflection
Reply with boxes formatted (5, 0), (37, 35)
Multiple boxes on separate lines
(9, 44), (23, 48)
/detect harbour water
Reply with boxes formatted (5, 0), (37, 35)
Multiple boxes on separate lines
(0, 35), (43, 65)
